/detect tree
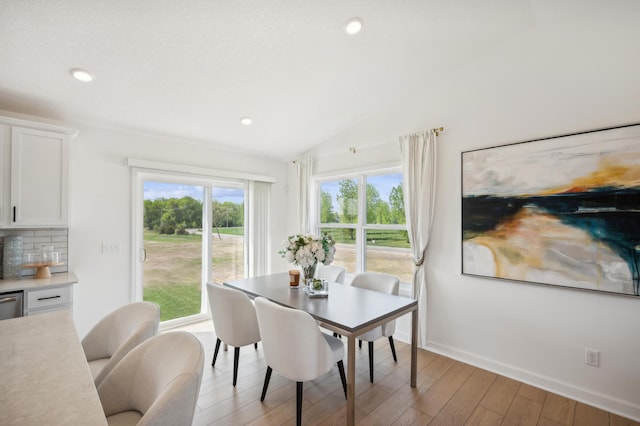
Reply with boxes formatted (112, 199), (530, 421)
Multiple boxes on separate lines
(389, 184), (406, 224)
(366, 183), (385, 223)
(337, 179), (358, 223)
(320, 191), (337, 223)
(337, 179), (358, 239)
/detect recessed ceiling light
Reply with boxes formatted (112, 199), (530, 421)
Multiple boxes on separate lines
(240, 117), (252, 126)
(70, 68), (94, 82)
(345, 17), (363, 35)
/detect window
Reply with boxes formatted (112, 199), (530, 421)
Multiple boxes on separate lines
(316, 170), (412, 283)
(139, 178), (246, 324)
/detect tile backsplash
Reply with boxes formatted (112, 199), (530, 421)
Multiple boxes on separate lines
(0, 228), (68, 278)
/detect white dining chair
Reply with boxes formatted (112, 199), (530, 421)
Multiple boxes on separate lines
(97, 331), (204, 426)
(206, 282), (260, 386)
(254, 297), (347, 426)
(315, 263), (346, 284)
(350, 272), (400, 383)
(82, 301), (160, 387)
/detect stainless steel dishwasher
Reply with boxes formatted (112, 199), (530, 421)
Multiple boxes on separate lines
(0, 291), (24, 319)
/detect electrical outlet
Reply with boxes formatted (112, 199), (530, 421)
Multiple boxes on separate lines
(102, 242), (120, 255)
(585, 348), (600, 367)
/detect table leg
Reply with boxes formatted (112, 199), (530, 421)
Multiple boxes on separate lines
(347, 334), (356, 425)
(411, 307), (418, 387)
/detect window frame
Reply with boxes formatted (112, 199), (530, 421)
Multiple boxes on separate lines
(313, 166), (411, 290)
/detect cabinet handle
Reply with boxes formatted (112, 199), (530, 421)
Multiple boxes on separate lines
(12, 206), (16, 222)
(0, 297), (18, 303)
(37, 295), (61, 301)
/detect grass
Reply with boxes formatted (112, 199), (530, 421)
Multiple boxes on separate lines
(142, 226), (411, 321)
(320, 228), (410, 248)
(144, 284), (201, 321)
(142, 229), (244, 321)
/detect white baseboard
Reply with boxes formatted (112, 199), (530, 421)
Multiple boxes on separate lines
(424, 341), (640, 422)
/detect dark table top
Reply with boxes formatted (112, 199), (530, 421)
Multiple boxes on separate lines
(224, 272), (417, 335)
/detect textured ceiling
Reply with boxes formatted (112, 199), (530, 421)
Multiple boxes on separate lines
(0, 1), (626, 160)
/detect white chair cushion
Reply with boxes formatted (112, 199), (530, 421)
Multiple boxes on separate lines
(255, 297), (344, 383)
(82, 302), (160, 387)
(322, 333), (345, 363)
(351, 272), (400, 341)
(97, 331), (204, 426)
(106, 410), (143, 426)
(207, 283), (260, 348)
(88, 358), (110, 380)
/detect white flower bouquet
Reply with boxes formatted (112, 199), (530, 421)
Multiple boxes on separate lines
(279, 233), (336, 272)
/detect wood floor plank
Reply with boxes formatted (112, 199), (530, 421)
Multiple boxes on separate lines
(177, 321), (640, 426)
(390, 407), (432, 426)
(428, 368), (496, 426)
(573, 402), (610, 426)
(540, 393), (576, 425)
(611, 414), (640, 426)
(465, 406), (504, 426)
(479, 375), (520, 415)
(411, 361), (476, 417)
(518, 383), (548, 403)
(502, 394), (543, 426)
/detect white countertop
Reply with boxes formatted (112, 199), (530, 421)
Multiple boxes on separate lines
(0, 271), (78, 293)
(0, 310), (107, 425)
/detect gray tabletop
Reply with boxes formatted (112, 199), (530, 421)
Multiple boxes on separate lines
(224, 272), (417, 334)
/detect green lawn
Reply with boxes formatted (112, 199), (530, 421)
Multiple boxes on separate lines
(320, 228), (410, 248)
(144, 283), (201, 322)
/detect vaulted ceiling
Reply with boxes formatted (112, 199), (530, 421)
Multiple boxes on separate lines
(0, 1), (633, 160)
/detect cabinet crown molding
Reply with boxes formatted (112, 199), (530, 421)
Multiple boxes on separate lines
(0, 116), (78, 137)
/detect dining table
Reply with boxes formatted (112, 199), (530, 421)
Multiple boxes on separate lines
(224, 272), (418, 426)
(0, 310), (107, 425)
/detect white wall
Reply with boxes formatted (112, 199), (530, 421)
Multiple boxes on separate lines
(66, 123), (289, 337)
(309, 9), (640, 421)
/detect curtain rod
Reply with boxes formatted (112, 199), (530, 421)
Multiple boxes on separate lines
(405, 127), (445, 138)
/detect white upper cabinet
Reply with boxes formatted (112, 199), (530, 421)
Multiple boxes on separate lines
(0, 116), (77, 227)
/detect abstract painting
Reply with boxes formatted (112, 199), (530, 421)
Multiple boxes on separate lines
(462, 124), (640, 296)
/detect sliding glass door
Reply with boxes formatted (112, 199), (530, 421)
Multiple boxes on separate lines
(134, 173), (245, 325)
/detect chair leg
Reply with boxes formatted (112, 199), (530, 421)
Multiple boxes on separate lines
(368, 341), (374, 383)
(212, 338), (221, 367)
(233, 347), (240, 386)
(388, 336), (398, 362)
(296, 382), (303, 426)
(337, 360), (347, 399)
(260, 366), (272, 401)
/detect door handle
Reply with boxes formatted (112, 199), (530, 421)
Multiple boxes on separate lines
(0, 297), (18, 303)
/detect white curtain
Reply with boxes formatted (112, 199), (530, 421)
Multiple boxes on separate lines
(296, 157), (313, 233)
(399, 130), (437, 347)
(248, 181), (271, 277)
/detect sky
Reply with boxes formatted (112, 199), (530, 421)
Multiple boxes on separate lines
(320, 173), (403, 210)
(144, 173), (403, 208)
(144, 182), (244, 204)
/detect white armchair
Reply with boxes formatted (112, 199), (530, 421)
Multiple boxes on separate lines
(97, 331), (204, 426)
(351, 272), (400, 383)
(82, 301), (160, 387)
(254, 297), (347, 426)
(206, 282), (260, 386)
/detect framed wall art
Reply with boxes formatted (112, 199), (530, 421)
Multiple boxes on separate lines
(462, 124), (640, 296)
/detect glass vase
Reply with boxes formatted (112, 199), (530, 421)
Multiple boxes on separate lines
(302, 262), (317, 290)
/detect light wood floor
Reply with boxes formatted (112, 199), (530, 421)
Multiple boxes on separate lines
(177, 322), (639, 426)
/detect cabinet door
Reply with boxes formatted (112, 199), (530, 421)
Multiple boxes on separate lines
(11, 127), (68, 226)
